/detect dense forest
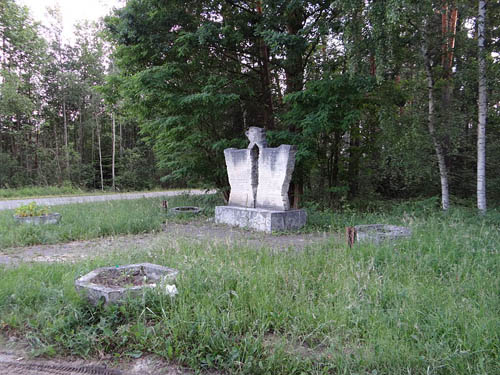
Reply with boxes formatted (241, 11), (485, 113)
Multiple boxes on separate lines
(1, 0), (499, 210)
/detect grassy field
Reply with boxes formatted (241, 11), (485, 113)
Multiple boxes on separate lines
(0, 194), (223, 249)
(0, 200), (498, 374)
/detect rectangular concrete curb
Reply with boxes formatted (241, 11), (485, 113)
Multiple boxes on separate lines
(215, 206), (307, 233)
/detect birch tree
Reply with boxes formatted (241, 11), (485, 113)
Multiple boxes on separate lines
(477, 0), (487, 214)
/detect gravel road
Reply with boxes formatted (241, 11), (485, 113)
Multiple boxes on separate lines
(0, 189), (213, 211)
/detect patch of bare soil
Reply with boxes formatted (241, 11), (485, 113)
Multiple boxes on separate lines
(0, 220), (332, 266)
(0, 337), (201, 375)
(262, 333), (329, 360)
(91, 267), (153, 288)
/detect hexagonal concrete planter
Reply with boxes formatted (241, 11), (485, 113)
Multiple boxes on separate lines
(75, 263), (179, 305)
(169, 206), (201, 215)
(14, 213), (61, 225)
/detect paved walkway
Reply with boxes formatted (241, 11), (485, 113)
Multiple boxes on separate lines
(0, 189), (213, 211)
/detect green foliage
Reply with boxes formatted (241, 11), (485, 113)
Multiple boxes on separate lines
(0, 152), (27, 188)
(0, 203), (498, 374)
(14, 202), (50, 217)
(115, 146), (158, 190)
(2, 0), (500, 209)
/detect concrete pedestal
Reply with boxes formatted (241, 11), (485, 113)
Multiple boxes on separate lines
(215, 206), (307, 233)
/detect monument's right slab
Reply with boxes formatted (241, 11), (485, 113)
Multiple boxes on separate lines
(215, 206), (307, 233)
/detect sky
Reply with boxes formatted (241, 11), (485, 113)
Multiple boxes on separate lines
(18, 0), (124, 43)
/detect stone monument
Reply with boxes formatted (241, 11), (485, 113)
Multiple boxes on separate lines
(215, 127), (307, 232)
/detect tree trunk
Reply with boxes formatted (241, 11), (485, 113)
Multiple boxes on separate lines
(256, 1), (274, 130)
(477, 0), (487, 214)
(347, 124), (361, 200)
(284, 6), (305, 208)
(79, 105), (84, 163)
(63, 98), (70, 179)
(53, 120), (63, 184)
(119, 118), (123, 158)
(96, 115), (104, 191)
(111, 112), (116, 190)
(91, 126), (95, 183)
(422, 44), (450, 211)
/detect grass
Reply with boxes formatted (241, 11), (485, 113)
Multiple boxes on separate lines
(0, 185), (90, 199)
(0, 194), (223, 249)
(0, 201), (498, 374)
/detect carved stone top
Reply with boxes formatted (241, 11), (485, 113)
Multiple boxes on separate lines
(245, 126), (267, 149)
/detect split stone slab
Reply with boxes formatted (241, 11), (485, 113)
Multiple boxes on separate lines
(255, 145), (296, 211)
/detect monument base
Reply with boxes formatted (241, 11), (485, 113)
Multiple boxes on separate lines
(215, 206), (307, 233)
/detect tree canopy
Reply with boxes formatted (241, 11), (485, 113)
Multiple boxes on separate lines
(1, 0), (499, 209)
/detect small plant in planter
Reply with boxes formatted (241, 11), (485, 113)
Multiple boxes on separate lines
(14, 201), (61, 225)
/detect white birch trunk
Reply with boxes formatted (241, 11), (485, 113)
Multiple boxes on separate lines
(96, 116), (104, 191)
(477, 0), (487, 214)
(111, 112), (116, 191)
(119, 119), (123, 158)
(422, 45), (450, 211)
(63, 98), (70, 179)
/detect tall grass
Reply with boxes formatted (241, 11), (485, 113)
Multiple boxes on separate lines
(0, 204), (498, 374)
(0, 194), (223, 249)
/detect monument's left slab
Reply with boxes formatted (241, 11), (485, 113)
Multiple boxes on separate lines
(224, 148), (256, 208)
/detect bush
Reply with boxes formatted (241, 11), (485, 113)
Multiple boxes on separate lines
(0, 152), (30, 188)
(14, 202), (50, 217)
(115, 147), (159, 190)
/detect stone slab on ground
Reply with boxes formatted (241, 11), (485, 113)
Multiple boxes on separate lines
(215, 206), (307, 233)
(354, 224), (412, 244)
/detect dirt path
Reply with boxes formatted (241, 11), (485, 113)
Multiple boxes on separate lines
(0, 189), (213, 211)
(0, 338), (195, 375)
(0, 221), (332, 266)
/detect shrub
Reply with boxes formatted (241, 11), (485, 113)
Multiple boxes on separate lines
(14, 202), (50, 217)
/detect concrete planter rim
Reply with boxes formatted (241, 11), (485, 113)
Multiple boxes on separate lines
(169, 206), (202, 214)
(75, 263), (179, 305)
(13, 212), (61, 224)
